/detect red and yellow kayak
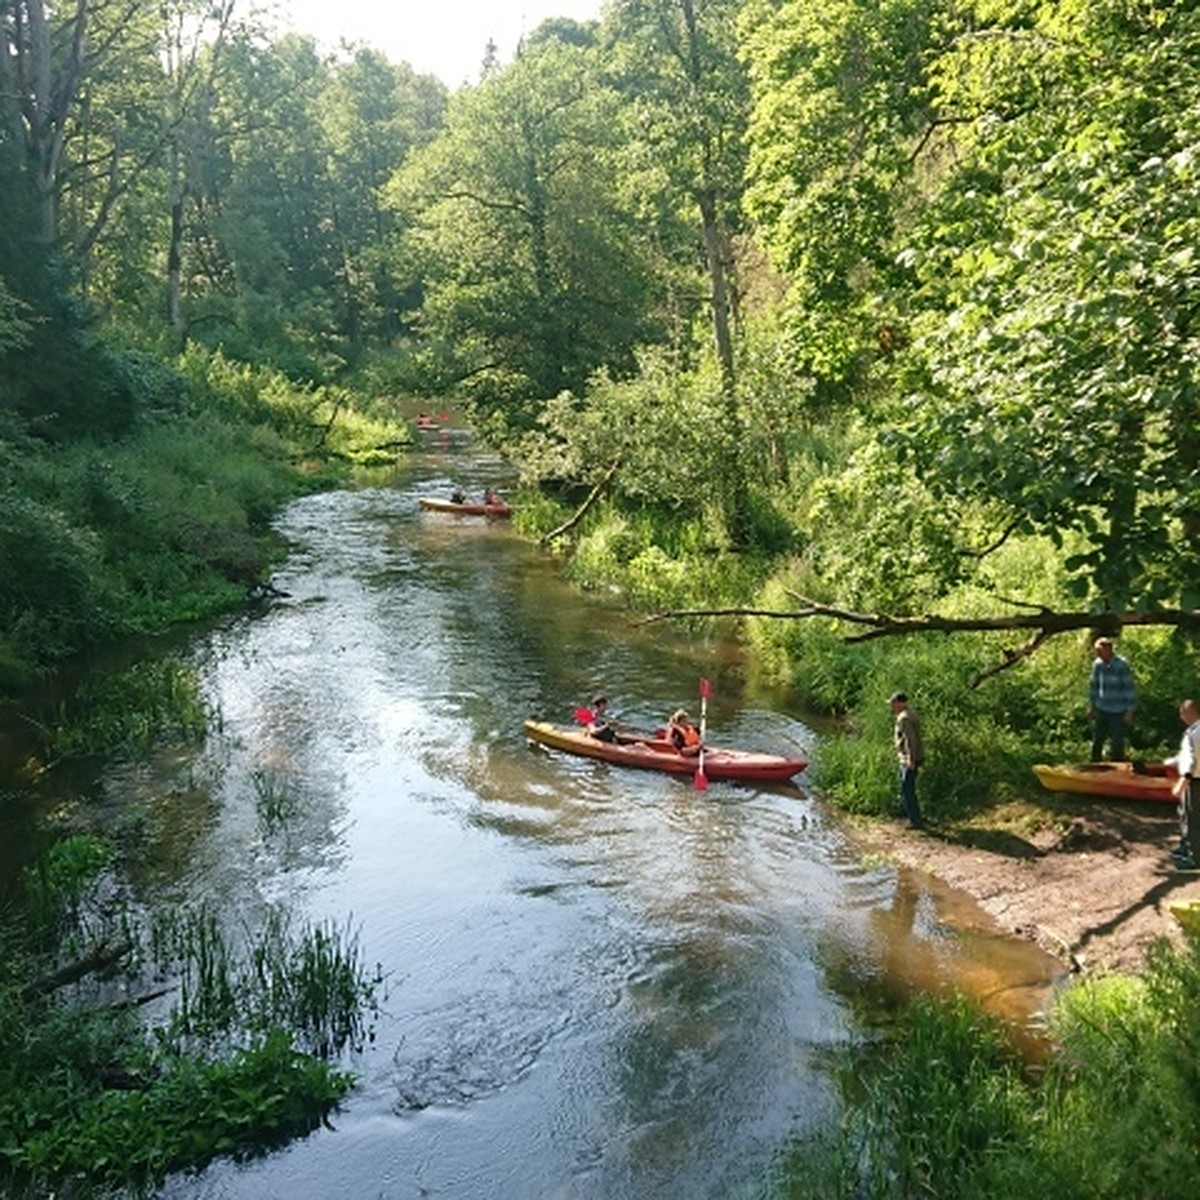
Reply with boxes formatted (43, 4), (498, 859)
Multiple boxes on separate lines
(524, 720), (807, 784)
(419, 497), (513, 518)
(1032, 761), (1178, 804)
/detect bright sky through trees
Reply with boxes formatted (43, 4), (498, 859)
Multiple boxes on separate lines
(277, 0), (603, 87)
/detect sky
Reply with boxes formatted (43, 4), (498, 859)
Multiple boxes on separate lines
(276, 0), (605, 88)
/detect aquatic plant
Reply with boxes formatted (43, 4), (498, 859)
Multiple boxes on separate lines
(46, 656), (211, 761)
(0, 839), (381, 1198)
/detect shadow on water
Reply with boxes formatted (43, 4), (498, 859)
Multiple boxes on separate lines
(2, 453), (1067, 1199)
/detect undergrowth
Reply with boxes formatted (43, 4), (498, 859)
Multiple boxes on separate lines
(772, 933), (1200, 1198)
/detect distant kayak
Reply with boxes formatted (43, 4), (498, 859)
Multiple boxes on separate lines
(419, 497), (513, 518)
(524, 720), (807, 784)
(1032, 761), (1178, 803)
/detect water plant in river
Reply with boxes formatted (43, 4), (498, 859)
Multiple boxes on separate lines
(0, 836), (381, 1198)
(43, 656), (211, 762)
(152, 904), (384, 1058)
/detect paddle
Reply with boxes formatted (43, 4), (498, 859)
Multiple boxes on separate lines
(695, 677), (712, 791)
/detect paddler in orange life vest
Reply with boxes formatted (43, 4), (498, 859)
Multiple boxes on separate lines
(666, 709), (703, 757)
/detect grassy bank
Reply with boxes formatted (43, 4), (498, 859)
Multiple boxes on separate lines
(0, 346), (415, 693)
(769, 932), (1200, 1199)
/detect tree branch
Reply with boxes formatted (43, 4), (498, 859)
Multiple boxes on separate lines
(540, 458), (621, 543)
(636, 596), (1200, 684)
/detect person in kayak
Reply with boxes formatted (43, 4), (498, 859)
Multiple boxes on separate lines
(666, 709), (703, 757)
(584, 695), (618, 743)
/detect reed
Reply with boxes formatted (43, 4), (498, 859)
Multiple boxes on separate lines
(252, 767), (299, 832)
(154, 904), (382, 1058)
(46, 656), (210, 761)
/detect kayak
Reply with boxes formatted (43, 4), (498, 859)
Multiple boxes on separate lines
(1032, 761), (1178, 804)
(419, 497), (513, 518)
(524, 720), (807, 783)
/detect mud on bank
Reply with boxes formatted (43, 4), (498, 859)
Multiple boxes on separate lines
(849, 795), (1200, 977)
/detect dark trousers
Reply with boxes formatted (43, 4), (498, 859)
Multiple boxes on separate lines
(1090, 710), (1127, 761)
(1182, 779), (1199, 861)
(898, 765), (922, 826)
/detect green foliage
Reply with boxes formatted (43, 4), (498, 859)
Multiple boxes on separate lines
(774, 994), (1055, 1199)
(152, 906), (383, 1060)
(774, 943), (1200, 1200)
(44, 657), (210, 762)
(0, 837), (378, 1197)
(891, 0), (1200, 611)
(5, 1030), (352, 1194)
(393, 35), (662, 414)
(0, 490), (115, 682)
(0, 343), (412, 693)
(1042, 936), (1200, 1195)
(565, 503), (768, 612)
(19, 835), (112, 949)
(740, 0), (939, 395)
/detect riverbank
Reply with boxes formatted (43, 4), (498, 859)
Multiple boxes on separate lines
(848, 794), (1200, 977)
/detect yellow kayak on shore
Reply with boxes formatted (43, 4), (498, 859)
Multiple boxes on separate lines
(1032, 761), (1178, 804)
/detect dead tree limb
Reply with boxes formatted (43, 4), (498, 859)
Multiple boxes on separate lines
(541, 459), (622, 544)
(21, 938), (133, 1001)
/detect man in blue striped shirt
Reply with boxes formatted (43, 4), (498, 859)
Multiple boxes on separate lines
(1087, 637), (1136, 761)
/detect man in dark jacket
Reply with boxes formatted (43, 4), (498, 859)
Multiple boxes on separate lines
(890, 692), (925, 829)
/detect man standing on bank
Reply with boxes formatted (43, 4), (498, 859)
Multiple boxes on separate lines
(1087, 636), (1136, 761)
(890, 692), (925, 830)
(1169, 698), (1200, 871)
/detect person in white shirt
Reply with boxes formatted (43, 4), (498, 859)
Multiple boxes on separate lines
(1169, 698), (1200, 870)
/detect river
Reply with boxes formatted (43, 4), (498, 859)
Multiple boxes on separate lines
(5, 449), (1065, 1199)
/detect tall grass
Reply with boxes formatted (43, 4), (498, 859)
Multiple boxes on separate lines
(772, 934), (1200, 1199)
(1, 834), (381, 1197)
(152, 905), (383, 1059)
(43, 656), (211, 762)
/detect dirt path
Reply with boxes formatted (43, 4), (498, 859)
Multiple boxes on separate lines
(847, 795), (1200, 977)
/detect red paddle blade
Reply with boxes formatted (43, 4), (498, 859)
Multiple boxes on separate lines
(574, 707), (594, 724)
(694, 764), (708, 791)
(699, 677), (712, 699)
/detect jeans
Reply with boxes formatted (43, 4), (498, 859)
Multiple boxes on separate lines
(1090, 710), (1127, 761)
(898, 764), (922, 826)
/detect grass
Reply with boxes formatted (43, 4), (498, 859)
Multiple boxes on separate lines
(0, 831), (382, 1198)
(771, 934), (1200, 1199)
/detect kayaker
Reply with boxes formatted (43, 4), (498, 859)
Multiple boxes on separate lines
(1087, 636), (1136, 761)
(585, 695), (618, 743)
(890, 692), (925, 829)
(483, 487), (504, 507)
(666, 709), (703, 757)
(450, 482), (467, 504)
(1168, 698), (1200, 871)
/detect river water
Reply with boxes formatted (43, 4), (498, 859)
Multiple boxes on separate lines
(5, 451), (1065, 1199)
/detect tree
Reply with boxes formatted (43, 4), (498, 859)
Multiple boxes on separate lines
(896, 0), (1200, 613)
(393, 31), (660, 422)
(316, 48), (446, 354)
(740, 0), (942, 400)
(605, 0), (753, 538)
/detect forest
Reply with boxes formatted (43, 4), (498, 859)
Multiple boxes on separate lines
(3, 0), (1200, 1195)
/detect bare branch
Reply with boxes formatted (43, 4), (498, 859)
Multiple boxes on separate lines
(636, 596), (1200, 684)
(540, 459), (621, 544)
